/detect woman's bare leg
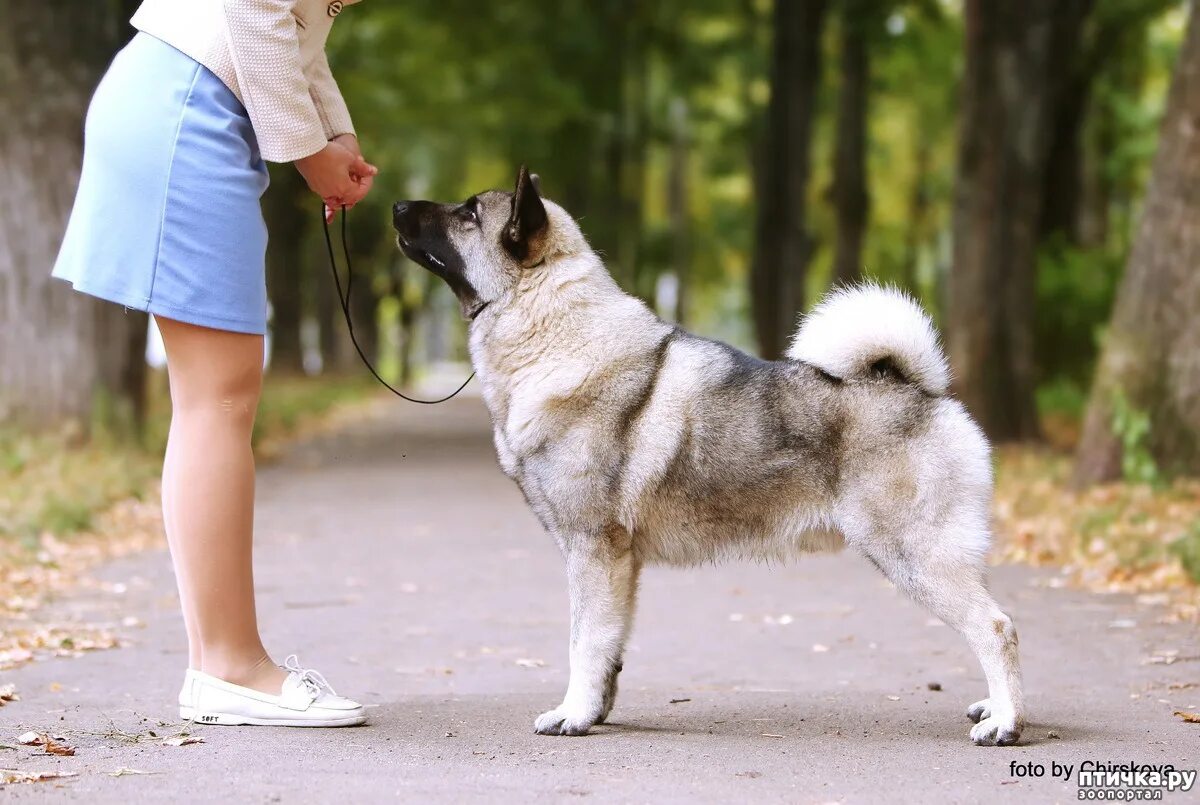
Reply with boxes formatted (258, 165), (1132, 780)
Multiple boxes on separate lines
(160, 418), (202, 670)
(157, 315), (285, 693)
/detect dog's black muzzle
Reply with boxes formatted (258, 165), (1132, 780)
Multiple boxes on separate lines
(392, 200), (427, 241)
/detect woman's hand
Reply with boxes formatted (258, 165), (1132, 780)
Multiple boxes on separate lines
(295, 139), (377, 221)
(324, 134), (377, 221)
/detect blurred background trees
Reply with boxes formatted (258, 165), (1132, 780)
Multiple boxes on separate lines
(2, 0), (1198, 484)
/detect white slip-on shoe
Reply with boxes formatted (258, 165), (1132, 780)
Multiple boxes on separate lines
(179, 656), (367, 727)
(179, 669), (196, 710)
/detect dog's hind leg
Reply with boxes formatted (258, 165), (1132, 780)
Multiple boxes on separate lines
(850, 520), (1026, 746)
(535, 526), (641, 736)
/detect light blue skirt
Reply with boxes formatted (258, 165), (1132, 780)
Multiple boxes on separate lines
(54, 33), (271, 335)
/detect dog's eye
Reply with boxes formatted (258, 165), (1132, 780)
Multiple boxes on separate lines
(459, 202), (479, 227)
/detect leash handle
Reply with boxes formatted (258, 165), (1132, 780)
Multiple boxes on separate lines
(321, 205), (475, 405)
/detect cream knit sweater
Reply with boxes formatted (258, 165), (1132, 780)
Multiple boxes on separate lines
(130, 0), (361, 163)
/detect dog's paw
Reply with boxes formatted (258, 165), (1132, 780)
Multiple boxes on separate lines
(966, 698), (991, 724)
(969, 711), (1023, 746)
(534, 706), (598, 737)
(595, 665), (622, 725)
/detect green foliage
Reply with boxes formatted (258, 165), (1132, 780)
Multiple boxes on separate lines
(37, 495), (94, 536)
(1036, 376), (1091, 422)
(1110, 390), (1159, 486)
(316, 0), (1186, 372)
(251, 377), (375, 449)
(1170, 521), (1200, 584)
(1035, 237), (1123, 386)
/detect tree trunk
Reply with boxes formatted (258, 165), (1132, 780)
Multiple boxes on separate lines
(831, 0), (871, 286)
(1074, 6), (1200, 484)
(334, 205), (386, 371)
(751, 0), (828, 360)
(901, 136), (932, 296)
(315, 239), (339, 374)
(668, 96), (690, 326)
(1037, 3), (1095, 242)
(264, 166), (310, 374)
(948, 0), (1089, 441)
(0, 1), (146, 428)
(614, 1), (649, 297)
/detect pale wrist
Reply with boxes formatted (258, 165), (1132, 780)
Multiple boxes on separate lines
(331, 133), (360, 157)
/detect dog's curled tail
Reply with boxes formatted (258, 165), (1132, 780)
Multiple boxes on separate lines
(786, 283), (951, 395)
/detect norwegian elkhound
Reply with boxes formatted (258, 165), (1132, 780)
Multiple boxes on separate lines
(392, 167), (1026, 746)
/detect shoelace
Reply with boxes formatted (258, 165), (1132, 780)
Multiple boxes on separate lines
(283, 654), (338, 699)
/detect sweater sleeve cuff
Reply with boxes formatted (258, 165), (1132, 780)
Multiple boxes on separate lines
(257, 116), (330, 163)
(311, 89), (355, 140)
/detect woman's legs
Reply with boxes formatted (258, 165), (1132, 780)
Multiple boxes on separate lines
(157, 315), (286, 694)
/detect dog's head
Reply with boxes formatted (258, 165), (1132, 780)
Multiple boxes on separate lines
(392, 166), (579, 319)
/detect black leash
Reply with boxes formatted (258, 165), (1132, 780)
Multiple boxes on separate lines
(321, 205), (475, 404)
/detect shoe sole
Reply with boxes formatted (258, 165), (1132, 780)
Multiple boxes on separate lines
(180, 706), (366, 727)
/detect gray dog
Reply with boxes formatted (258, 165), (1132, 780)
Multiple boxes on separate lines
(392, 167), (1025, 746)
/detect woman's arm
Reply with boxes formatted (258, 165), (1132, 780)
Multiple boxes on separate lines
(306, 50), (355, 141)
(221, 0), (328, 163)
(306, 52), (375, 215)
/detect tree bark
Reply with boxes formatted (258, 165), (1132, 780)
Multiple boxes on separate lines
(901, 136), (932, 296)
(1074, 5), (1200, 484)
(751, 0), (828, 360)
(668, 96), (690, 326)
(264, 166), (310, 374)
(948, 0), (1089, 441)
(1037, 2), (1095, 242)
(315, 238), (339, 374)
(334, 205), (386, 371)
(614, 1), (649, 297)
(831, 0), (871, 287)
(0, 1), (146, 428)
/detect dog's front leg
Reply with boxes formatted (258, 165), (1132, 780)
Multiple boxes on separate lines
(535, 527), (640, 736)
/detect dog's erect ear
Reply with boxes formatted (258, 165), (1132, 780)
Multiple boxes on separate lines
(502, 165), (548, 265)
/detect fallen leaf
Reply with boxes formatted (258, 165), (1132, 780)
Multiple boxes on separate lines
(0, 769), (78, 785)
(15, 732), (75, 756)
(161, 735), (204, 747)
(761, 733), (785, 739)
(1174, 711), (1200, 723)
(108, 767), (155, 777)
(1047, 730), (1061, 739)
(669, 698), (691, 704)
(887, 695), (901, 701)
(514, 658), (545, 668)
(39, 736), (75, 756)
(0, 685), (17, 706)
(926, 681), (942, 691)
